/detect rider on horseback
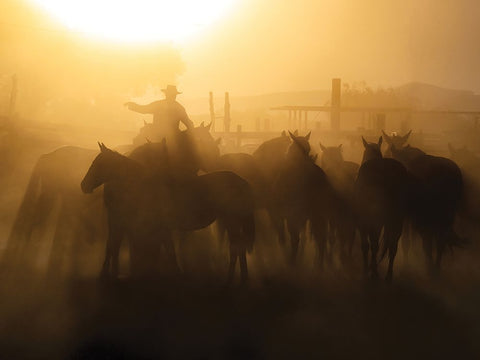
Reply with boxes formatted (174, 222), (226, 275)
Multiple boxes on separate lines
(125, 85), (194, 142)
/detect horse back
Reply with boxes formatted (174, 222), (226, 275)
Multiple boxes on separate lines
(198, 171), (255, 214)
(355, 158), (409, 220)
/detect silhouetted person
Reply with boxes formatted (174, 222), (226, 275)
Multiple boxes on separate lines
(125, 85), (194, 140)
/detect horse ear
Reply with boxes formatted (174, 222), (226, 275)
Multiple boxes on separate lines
(381, 130), (392, 145)
(402, 130), (412, 143)
(145, 138), (152, 144)
(288, 131), (296, 141)
(200, 121), (205, 128)
(319, 142), (327, 152)
(281, 130), (286, 137)
(98, 142), (103, 151)
(293, 129), (299, 136)
(305, 131), (311, 141)
(205, 122), (212, 131)
(378, 136), (383, 147)
(362, 137), (368, 148)
(338, 144), (343, 151)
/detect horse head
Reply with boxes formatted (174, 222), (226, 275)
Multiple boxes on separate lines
(319, 142), (343, 170)
(361, 136), (383, 164)
(287, 131), (312, 161)
(81, 142), (125, 193)
(382, 130), (412, 157)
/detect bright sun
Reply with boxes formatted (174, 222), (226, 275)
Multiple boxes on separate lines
(30, 0), (238, 43)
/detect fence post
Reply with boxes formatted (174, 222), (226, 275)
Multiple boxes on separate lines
(331, 78), (341, 131)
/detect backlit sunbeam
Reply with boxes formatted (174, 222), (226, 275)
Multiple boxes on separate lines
(29, 0), (238, 43)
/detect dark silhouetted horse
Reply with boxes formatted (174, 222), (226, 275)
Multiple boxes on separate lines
(211, 131), (293, 207)
(355, 136), (409, 282)
(81, 143), (255, 283)
(392, 144), (465, 274)
(252, 130), (292, 183)
(2, 146), (105, 277)
(271, 132), (333, 267)
(319, 142), (359, 266)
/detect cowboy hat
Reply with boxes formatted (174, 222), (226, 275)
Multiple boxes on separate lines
(161, 85), (182, 95)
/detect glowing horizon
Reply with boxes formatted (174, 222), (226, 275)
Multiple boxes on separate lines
(29, 0), (238, 44)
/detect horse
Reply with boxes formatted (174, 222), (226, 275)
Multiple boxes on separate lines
(2, 145), (106, 277)
(81, 143), (256, 283)
(391, 144), (465, 274)
(354, 136), (409, 282)
(271, 132), (333, 268)
(381, 130), (412, 158)
(252, 130), (292, 178)
(210, 131), (293, 207)
(319, 142), (359, 267)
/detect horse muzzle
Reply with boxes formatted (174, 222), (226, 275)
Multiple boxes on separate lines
(80, 180), (93, 194)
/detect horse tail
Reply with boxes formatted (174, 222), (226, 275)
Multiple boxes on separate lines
(243, 211), (255, 254)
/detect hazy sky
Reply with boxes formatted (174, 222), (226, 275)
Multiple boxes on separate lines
(2, 0), (480, 101)
(180, 0), (480, 96)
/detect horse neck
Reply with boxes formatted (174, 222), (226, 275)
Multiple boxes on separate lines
(111, 154), (146, 182)
(321, 151), (343, 171)
(384, 145), (393, 158)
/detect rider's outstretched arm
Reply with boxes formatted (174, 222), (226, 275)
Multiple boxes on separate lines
(124, 101), (161, 114)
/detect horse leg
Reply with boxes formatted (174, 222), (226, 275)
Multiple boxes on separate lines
(401, 221), (412, 264)
(110, 230), (122, 279)
(101, 215), (122, 279)
(360, 229), (369, 275)
(239, 251), (248, 284)
(46, 202), (68, 280)
(346, 224), (356, 264)
(435, 231), (447, 274)
(177, 231), (189, 273)
(163, 231), (180, 274)
(227, 251), (238, 285)
(421, 232), (434, 276)
(100, 234), (112, 279)
(287, 221), (300, 265)
(369, 228), (381, 279)
(269, 210), (286, 245)
(216, 218), (227, 244)
(312, 216), (327, 270)
(385, 222), (402, 283)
